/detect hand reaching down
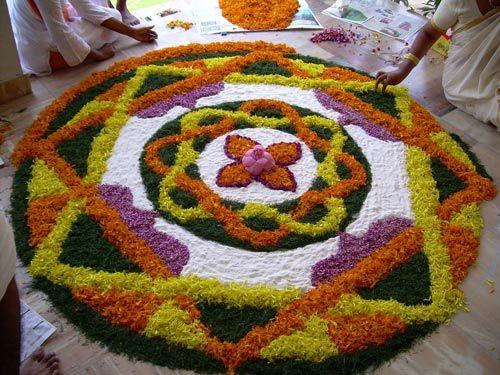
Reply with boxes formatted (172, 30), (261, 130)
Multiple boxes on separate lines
(130, 26), (158, 43)
(375, 68), (408, 93)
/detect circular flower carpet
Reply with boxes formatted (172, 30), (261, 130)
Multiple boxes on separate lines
(11, 42), (496, 374)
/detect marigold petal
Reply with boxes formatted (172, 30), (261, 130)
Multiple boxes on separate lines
(224, 134), (258, 161)
(257, 166), (297, 191)
(216, 162), (253, 187)
(266, 142), (302, 166)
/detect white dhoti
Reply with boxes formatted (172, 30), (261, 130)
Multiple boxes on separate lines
(8, 0), (122, 75)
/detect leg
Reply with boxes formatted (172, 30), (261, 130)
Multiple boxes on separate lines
(49, 51), (70, 72)
(0, 278), (21, 374)
(116, 0), (140, 26)
(0, 277), (61, 375)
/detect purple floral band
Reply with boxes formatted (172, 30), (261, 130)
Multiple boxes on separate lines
(136, 82), (224, 118)
(314, 89), (399, 142)
(99, 184), (189, 275)
(311, 216), (413, 286)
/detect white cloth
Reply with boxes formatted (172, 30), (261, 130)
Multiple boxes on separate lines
(8, 0), (122, 75)
(0, 213), (16, 300)
(433, 0), (499, 128)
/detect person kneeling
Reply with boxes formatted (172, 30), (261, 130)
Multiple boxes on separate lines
(376, 0), (499, 128)
(9, 0), (158, 75)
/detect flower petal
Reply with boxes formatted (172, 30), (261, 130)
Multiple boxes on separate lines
(257, 166), (297, 191)
(266, 142), (302, 166)
(216, 162), (253, 187)
(224, 135), (258, 161)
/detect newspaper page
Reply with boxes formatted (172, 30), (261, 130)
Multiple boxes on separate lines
(193, 0), (322, 35)
(323, 0), (427, 40)
(20, 300), (56, 362)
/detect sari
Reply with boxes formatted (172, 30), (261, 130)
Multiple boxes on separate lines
(442, 8), (499, 127)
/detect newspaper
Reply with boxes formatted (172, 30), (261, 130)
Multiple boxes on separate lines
(20, 300), (56, 362)
(323, 0), (427, 40)
(193, 0), (322, 35)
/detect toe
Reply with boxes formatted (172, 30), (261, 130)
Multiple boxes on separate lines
(33, 348), (45, 361)
(47, 356), (59, 366)
(42, 352), (56, 363)
(49, 362), (60, 373)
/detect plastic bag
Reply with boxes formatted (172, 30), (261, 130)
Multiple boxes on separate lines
(329, 0), (351, 18)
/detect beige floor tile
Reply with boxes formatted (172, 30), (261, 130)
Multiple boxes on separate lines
(106, 355), (166, 375)
(441, 109), (500, 155)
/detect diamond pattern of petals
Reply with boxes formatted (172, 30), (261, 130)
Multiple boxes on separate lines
(266, 142), (302, 166)
(216, 162), (253, 187)
(218, 135), (301, 192)
(257, 166), (298, 191)
(224, 135), (258, 161)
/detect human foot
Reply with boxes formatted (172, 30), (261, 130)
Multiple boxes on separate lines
(98, 43), (115, 58)
(87, 43), (115, 62)
(20, 348), (60, 375)
(119, 7), (140, 26)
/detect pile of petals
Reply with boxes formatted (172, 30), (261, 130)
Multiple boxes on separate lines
(167, 20), (193, 30)
(158, 9), (178, 17)
(310, 27), (360, 44)
(219, 0), (299, 30)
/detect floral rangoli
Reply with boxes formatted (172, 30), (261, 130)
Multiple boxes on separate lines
(11, 42), (496, 374)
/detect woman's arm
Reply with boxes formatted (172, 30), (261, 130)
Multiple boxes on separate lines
(69, 0), (157, 42)
(375, 21), (443, 93)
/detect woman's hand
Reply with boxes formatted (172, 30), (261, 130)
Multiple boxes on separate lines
(375, 68), (408, 93)
(374, 21), (442, 93)
(129, 26), (158, 42)
(101, 18), (158, 44)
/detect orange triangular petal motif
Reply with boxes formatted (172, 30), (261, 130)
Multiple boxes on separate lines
(27, 193), (71, 246)
(257, 166), (297, 191)
(224, 135), (258, 161)
(266, 142), (302, 166)
(216, 162), (253, 187)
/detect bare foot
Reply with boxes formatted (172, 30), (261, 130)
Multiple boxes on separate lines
(87, 43), (115, 62)
(21, 348), (60, 375)
(98, 43), (115, 58)
(119, 7), (140, 26)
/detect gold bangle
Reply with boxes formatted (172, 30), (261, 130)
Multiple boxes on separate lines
(403, 53), (420, 66)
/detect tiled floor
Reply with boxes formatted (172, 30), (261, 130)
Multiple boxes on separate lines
(0, 1), (498, 374)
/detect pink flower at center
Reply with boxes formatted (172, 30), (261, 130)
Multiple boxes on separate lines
(242, 145), (275, 176)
